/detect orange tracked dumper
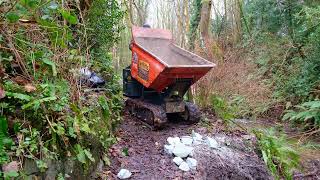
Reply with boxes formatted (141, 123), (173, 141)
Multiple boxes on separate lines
(123, 26), (216, 129)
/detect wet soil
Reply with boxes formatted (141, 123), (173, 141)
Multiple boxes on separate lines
(99, 107), (320, 180)
(103, 111), (274, 180)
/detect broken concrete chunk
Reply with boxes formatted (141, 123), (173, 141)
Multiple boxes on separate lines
(164, 144), (174, 155)
(173, 157), (184, 166)
(192, 140), (203, 145)
(172, 144), (193, 158)
(192, 131), (203, 141)
(180, 136), (193, 145)
(189, 151), (194, 157)
(117, 169), (132, 179)
(206, 137), (219, 149)
(192, 131), (204, 145)
(186, 157), (197, 170)
(179, 161), (190, 172)
(167, 137), (181, 146)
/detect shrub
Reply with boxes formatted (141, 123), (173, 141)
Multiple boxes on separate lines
(210, 94), (235, 124)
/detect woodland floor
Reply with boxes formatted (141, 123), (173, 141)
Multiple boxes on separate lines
(101, 110), (320, 180)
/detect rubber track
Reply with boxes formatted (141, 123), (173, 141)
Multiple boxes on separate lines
(125, 98), (167, 130)
(185, 102), (201, 124)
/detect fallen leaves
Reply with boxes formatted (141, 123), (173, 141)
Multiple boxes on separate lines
(108, 147), (120, 157)
(12, 76), (29, 85)
(24, 84), (36, 92)
(0, 87), (5, 99)
(0, 66), (5, 78)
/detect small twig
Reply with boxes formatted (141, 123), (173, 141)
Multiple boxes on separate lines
(2, 0), (18, 18)
(45, 115), (56, 133)
(216, 154), (226, 168)
(0, 28), (31, 80)
(75, 0), (90, 65)
(229, 118), (248, 132)
(288, 127), (317, 139)
(83, 88), (109, 92)
(298, 129), (320, 144)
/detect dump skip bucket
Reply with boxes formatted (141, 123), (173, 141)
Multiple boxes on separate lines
(130, 26), (216, 92)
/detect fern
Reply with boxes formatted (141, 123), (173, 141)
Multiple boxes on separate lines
(210, 95), (235, 123)
(22, 96), (57, 110)
(5, 92), (32, 101)
(254, 129), (300, 180)
(283, 100), (320, 127)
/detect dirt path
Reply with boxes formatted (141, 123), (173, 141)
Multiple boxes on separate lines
(103, 111), (274, 180)
(99, 109), (320, 180)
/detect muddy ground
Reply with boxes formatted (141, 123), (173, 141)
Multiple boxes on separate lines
(101, 111), (320, 180)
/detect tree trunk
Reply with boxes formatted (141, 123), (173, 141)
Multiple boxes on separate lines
(184, 0), (190, 49)
(189, 0), (202, 50)
(199, 0), (212, 55)
(128, 0), (134, 25)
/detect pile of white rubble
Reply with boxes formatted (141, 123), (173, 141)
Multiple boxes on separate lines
(164, 130), (220, 172)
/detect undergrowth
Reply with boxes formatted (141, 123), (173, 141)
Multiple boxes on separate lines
(244, 2), (320, 127)
(254, 129), (300, 180)
(193, 0), (320, 179)
(0, 0), (124, 178)
(196, 1), (320, 125)
(283, 100), (320, 131)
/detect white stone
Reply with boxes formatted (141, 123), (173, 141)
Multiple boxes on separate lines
(179, 162), (190, 172)
(206, 137), (219, 149)
(164, 144), (174, 155)
(172, 144), (193, 158)
(192, 131), (203, 141)
(192, 140), (203, 145)
(167, 137), (181, 146)
(186, 157), (197, 170)
(180, 136), (193, 145)
(117, 169), (132, 179)
(172, 157), (184, 166)
(189, 151), (194, 157)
